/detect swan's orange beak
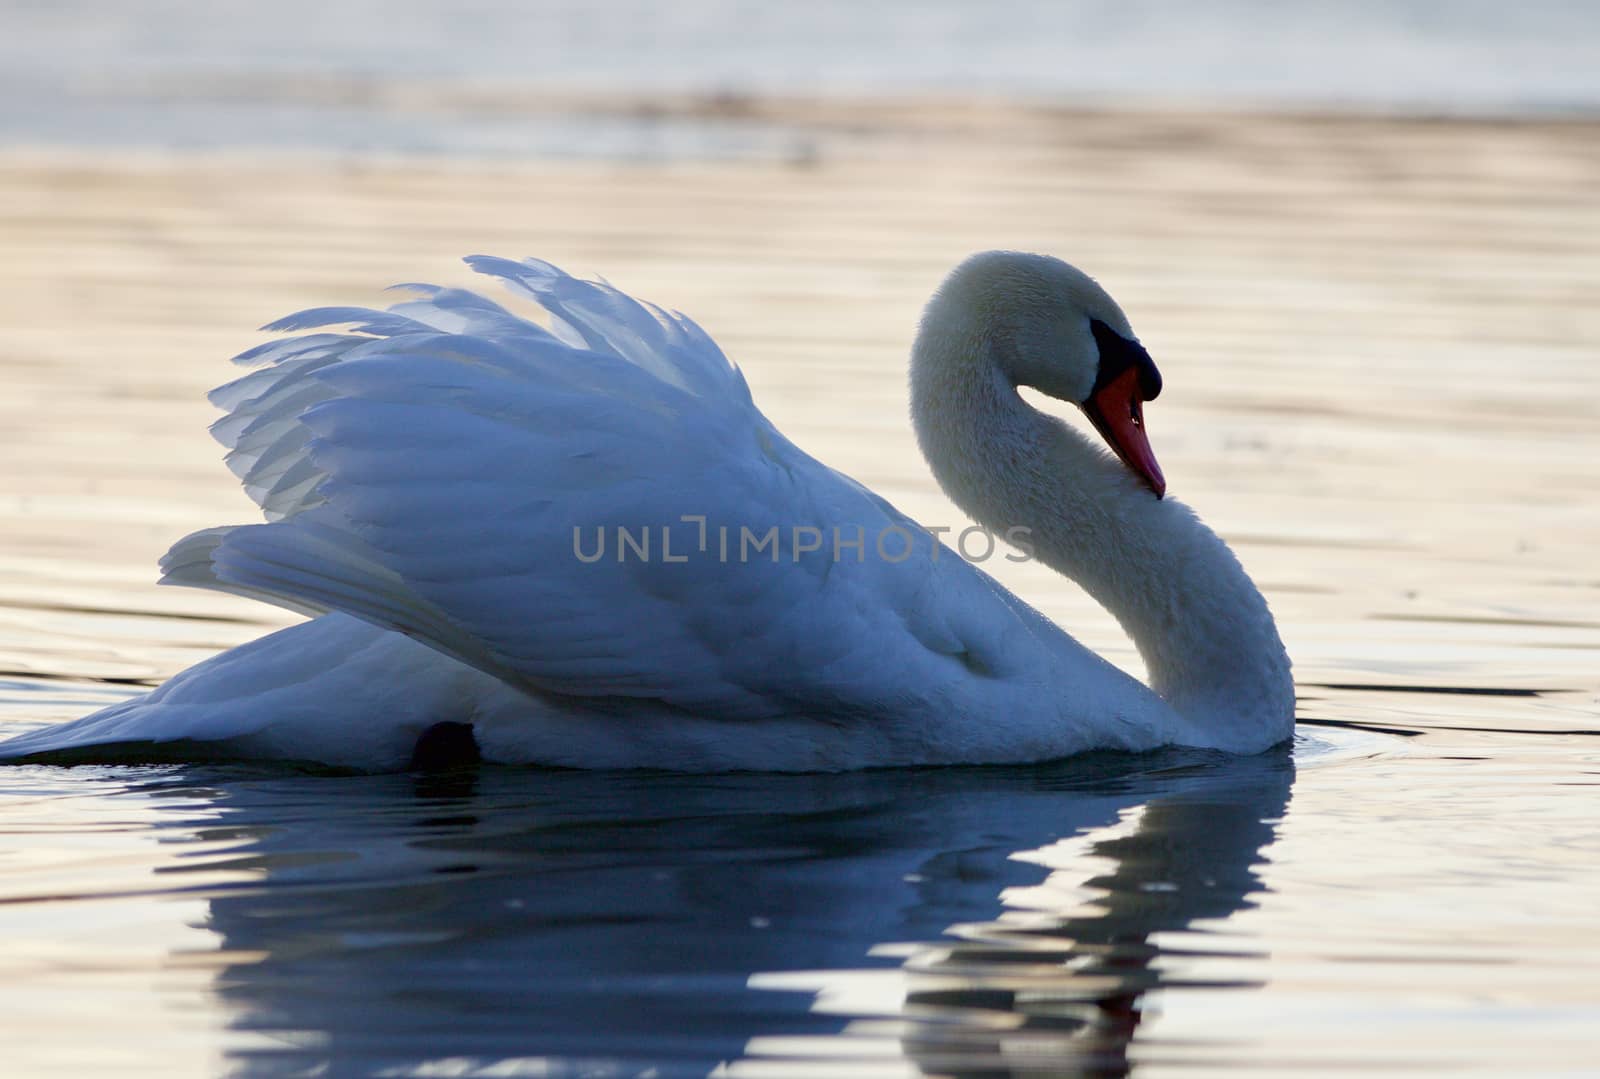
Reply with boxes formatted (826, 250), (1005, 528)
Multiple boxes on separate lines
(1082, 364), (1166, 498)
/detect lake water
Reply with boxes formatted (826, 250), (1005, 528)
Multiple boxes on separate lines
(1, 35), (1599, 1079)
(4, 0), (1600, 161)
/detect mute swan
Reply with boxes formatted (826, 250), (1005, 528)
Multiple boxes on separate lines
(0, 252), (1293, 771)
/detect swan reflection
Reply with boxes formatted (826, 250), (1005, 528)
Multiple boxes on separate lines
(138, 749), (1292, 1075)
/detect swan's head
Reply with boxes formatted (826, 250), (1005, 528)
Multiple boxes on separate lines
(923, 251), (1166, 497)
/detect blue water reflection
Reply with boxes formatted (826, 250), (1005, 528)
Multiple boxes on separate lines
(126, 748), (1293, 1075)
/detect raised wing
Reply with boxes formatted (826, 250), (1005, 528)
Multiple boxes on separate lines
(165, 257), (1037, 721)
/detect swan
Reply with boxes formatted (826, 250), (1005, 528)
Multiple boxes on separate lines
(0, 252), (1293, 771)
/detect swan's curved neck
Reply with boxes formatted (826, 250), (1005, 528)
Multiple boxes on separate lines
(910, 329), (1294, 750)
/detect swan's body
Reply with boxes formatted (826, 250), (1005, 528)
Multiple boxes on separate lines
(0, 253), (1292, 771)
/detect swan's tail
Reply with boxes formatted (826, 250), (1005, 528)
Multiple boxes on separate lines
(0, 614), (509, 770)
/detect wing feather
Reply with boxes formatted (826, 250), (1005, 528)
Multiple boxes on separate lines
(165, 256), (1001, 721)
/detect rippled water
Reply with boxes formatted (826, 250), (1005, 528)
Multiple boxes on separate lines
(2, 106), (1599, 1073)
(1, 707), (1593, 1075)
(0, 734), (1322, 1075)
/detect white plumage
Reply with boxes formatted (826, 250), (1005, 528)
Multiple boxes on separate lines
(0, 253), (1293, 771)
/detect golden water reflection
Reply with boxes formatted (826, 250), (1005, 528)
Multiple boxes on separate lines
(1, 104), (1598, 1072)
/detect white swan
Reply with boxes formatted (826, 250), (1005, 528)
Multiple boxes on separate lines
(0, 252), (1293, 771)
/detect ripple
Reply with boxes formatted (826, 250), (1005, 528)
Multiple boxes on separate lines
(1294, 723), (1407, 767)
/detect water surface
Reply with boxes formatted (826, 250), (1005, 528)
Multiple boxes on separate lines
(5, 0), (1600, 160)
(1, 107), (1598, 1074)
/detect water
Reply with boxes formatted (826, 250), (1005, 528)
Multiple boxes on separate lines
(0, 714), (1594, 1074)
(2, 26), (1600, 1076)
(0, 744), (1320, 1075)
(3, 1), (1600, 160)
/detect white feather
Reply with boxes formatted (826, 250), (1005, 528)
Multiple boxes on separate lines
(0, 253), (1293, 771)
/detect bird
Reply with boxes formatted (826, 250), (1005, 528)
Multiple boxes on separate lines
(0, 252), (1293, 772)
